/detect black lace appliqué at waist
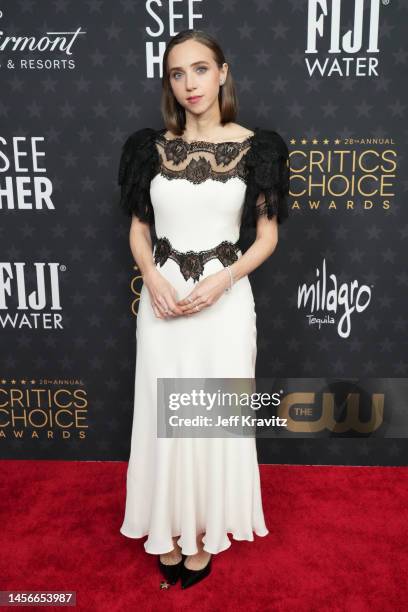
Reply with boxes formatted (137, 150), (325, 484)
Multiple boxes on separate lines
(153, 236), (240, 283)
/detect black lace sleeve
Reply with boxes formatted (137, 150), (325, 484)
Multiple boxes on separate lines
(117, 127), (158, 224)
(241, 128), (290, 229)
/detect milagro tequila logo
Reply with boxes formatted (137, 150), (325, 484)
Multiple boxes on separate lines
(0, 10), (85, 70)
(297, 258), (372, 338)
(0, 262), (65, 329)
(305, 0), (385, 77)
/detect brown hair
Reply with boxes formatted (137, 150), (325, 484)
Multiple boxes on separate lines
(160, 29), (238, 135)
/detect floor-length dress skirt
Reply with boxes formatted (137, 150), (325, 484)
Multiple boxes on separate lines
(120, 253), (269, 555)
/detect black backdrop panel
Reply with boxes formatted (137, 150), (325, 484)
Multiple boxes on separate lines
(0, 1), (406, 464)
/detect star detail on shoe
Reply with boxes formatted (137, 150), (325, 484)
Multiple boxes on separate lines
(160, 580), (171, 589)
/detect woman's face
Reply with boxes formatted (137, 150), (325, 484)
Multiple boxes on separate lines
(167, 39), (227, 114)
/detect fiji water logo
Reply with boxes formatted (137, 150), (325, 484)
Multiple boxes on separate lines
(0, 262), (65, 330)
(297, 258), (372, 338)
(305, 0), (386, 77)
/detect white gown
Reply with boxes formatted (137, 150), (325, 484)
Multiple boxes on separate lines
(119, 130), (270, 555)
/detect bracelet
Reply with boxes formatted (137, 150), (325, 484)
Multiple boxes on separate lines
(224, 265), (234, 292)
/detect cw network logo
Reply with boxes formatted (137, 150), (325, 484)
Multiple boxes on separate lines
(279, 390), (384, 433)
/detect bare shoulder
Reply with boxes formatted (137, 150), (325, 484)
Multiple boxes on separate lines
(163, 129), (178, 140)
(223, 122), (255, 138)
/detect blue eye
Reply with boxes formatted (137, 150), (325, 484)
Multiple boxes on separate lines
(172, 66), (207, 79)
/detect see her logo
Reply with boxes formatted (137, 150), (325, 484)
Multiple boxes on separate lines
(0, 136), (54, 210)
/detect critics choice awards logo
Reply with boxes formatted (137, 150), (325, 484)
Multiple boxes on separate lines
(289, 136), (397, 217)
(0, 378), (88, 441)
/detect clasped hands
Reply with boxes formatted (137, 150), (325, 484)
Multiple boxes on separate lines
(144, 268), (231, 319)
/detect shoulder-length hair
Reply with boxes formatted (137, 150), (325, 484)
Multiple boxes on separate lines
(160, 29), (238, 135)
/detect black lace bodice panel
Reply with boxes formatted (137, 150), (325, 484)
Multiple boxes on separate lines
(118, 126), (290, 229)
(153, 131), (253, 185)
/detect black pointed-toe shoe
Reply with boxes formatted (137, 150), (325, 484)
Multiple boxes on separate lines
(158, 553), (186, 585)
(180, 554), (212, 589)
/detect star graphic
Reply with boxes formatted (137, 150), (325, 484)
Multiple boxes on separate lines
(160, 580), (171, 590)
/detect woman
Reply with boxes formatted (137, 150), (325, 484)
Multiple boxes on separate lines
(118, 29), (289, 589)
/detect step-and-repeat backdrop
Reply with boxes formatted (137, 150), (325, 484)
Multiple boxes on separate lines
(0, 2), (406, 465)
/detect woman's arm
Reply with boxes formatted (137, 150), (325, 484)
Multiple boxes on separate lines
(129, 213), (155, 277)
(224, 192), (279, 286)
(129, 214), (184, 319)
(176, 193), (279, 315)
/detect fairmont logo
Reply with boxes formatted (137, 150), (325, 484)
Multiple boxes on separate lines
(297, 258), (372, 338)
(0, 27), (85, 56)
(0, 13), (86, 70)
(305, 0), (384, 77)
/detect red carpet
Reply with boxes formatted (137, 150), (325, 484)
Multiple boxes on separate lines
(0, 461), (407, 611)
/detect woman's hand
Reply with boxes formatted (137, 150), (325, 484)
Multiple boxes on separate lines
(177, 269), (231, 316)
(143, 268), (185, 319)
